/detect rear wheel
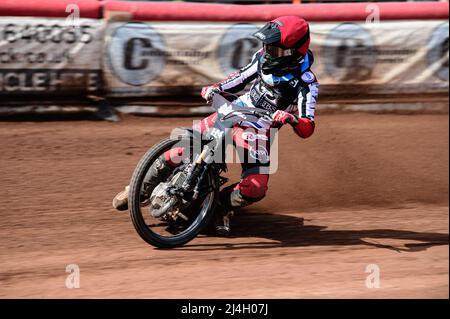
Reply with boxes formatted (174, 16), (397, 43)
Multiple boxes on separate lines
(128, 137), (219, 248)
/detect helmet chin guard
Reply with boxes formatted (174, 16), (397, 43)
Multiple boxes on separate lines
(260, 53), (303, 76)
(261, 72), (295, 87)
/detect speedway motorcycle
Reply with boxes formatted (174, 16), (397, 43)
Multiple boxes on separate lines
(127, 92), (295, 248)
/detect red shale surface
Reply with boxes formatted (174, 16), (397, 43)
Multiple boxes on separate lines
(0, 113), (448, 298)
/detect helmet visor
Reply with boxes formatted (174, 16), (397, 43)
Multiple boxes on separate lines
(263, 44), (295, 58)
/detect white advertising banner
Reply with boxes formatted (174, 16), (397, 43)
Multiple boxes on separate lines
(313, 20), (449, 94)
(0, 17), (105, 95)
(103, 20), (449, 97)
(0, 18), (447, 97)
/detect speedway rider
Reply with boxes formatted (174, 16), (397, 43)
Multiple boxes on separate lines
(113, 16), (319, 236)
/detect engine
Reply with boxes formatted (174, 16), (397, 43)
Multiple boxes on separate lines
(149, 170), (188, 218)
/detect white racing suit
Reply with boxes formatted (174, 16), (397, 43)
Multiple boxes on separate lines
(191, 48), (319, 210)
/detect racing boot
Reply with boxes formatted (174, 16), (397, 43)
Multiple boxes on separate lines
(112, 156), (173, 211)
(213, 204), (235, 237)
(112, 185), (130, 211)
(198, 185), (235, 236)
(211, 184), (245, 236)
(212, 178), (265, 236)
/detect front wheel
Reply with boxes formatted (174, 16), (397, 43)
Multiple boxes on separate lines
(128, 137), (219, 248)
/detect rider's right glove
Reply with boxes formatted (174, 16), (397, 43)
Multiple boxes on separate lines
(272, 110), (298, 125)
(201, 85), (221, 103)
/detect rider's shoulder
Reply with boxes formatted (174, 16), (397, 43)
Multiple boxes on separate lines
(295, 50), (316, 80)
(306, 50), (315, 64)
(299, 50), (315, 71)
(253, 48), (265, 60)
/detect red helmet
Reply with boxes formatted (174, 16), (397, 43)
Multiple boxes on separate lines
(253, 16), (310, 74)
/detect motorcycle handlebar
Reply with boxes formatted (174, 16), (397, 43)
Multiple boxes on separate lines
(211, 91), (299, 126)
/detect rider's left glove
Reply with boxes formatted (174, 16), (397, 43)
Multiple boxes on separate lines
(272, 110), (298, 125)
(201, 85), (221, 103)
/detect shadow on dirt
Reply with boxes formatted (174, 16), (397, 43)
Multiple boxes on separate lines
(184, 211), (449, 252)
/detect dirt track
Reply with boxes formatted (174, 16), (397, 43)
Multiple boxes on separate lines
(0, 113), (448, 298)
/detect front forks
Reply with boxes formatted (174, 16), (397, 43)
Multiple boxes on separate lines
(152, 142), (221, 220)
(181, 147), (209, 193)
